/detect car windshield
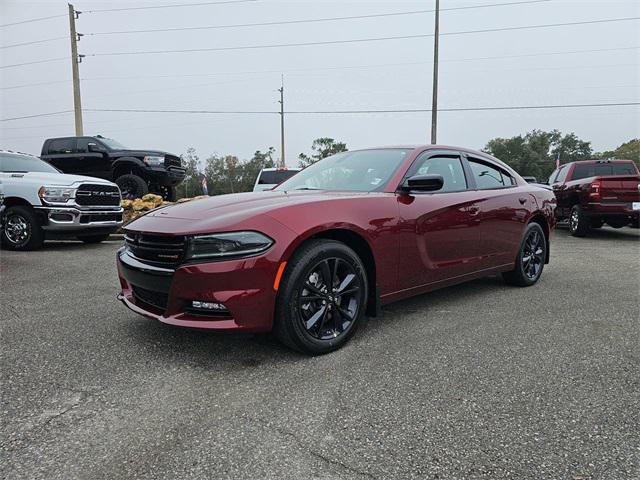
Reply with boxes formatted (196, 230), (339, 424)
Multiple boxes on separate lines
(275, 149), (411, 192)
(0, 153), (59, 173)
(99, 137), (127, 150)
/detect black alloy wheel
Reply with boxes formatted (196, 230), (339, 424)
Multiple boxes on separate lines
(521, 228), (545, 281)
(274, 240), (368, 354)
(116, 174), (148, 200)
(298, 257), (363, 341)
(502, 222), (546, 287)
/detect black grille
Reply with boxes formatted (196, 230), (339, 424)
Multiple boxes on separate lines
(79, 212), (122, 224)
(165, 155), (182, 168)
(76, 184), (121, 206)
(132, 286), (168, 310)
(124, 232), (186, 266)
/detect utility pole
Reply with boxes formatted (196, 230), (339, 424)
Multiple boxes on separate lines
(278, 75), (285, 167)
(68, 3), (83, 136)
(430, 0), (440, 144)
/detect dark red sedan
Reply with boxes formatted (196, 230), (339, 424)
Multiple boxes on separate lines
(117, 145), (556, 354)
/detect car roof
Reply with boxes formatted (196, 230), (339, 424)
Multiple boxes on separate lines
(0, 149), (39, 158)
(259, 167), (301, 172)
(568, 159), (634, 164)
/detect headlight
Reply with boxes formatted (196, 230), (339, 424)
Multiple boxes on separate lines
(38, 186), (76, 203)
(143, 155), (164, 166)
(186, 231), (274, 260)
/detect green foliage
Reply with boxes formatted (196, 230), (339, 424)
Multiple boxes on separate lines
(596, 138), (639, 167)
(298, 137), (348, 168)
(177, 147), (203, 199)
(484, 130), (592, 179)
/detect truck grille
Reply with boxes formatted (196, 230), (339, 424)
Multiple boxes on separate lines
(76, 184), (121, 206)
(79, 212), (123, 224)
(165, 155), (182, 168)
(124, 232), (186, 266)
(132, 285), (168, 311)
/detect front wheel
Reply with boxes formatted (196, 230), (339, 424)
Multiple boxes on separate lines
(502, 222), (547, 287)
(116, 174), (148, 200)
(1, 205), (44, 251)
(274, 240), (368, 355)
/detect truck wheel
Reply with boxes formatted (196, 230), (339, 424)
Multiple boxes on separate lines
(1, 205), (44, 251)
(77, 234), (110, 244)
(606, 218), (628, 229)
(160, 186), (176, 202)
(569, 205), (590, 237)
(116, 174), (148, 200)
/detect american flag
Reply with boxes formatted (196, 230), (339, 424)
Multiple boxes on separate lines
(200, 175), (208, 196)
(555, 152), (561, 169)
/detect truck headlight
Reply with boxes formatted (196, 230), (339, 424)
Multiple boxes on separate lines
(143, 155), (165, 166)
(38, 186), (76, 203)
(186, 231), (273, 260)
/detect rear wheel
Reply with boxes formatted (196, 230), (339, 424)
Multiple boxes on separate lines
(116, 174), (148, 200)
(77, 234), (110, 244)
(502, 222), (546, 287)
(1, 205), (44, 251)
(569, 205), (590, 237)
(274, 240), (368, 355)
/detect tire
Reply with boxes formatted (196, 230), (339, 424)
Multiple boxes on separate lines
(161, 185), (176, 202)
(606, 218), (628, 229)
(1, 205), (44, 251)
(502, 222), (547, 287)
(568, 205), (590, 237)
(116, 174), (148, 200)
(77, 234), (110, 244)
(590, 218), (604, 229)
(274, 240), (368, 355)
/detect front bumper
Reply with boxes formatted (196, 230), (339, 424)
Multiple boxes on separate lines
(146, 166), (186, 187)
(36, 205), (123, 231)
(116, 246), (280, 332)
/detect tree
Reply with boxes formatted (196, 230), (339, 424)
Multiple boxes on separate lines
(484, 130), (593, 179)
(298, 137), (347, 168)
(596, 139), (639, 167)
(237, 147), (276, 192)
(178, 147), (204, 199)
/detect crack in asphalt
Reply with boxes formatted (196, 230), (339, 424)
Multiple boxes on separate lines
(251, 417), (379, 479)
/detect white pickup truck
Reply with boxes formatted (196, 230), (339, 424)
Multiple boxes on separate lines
(0, 150), (123, 250)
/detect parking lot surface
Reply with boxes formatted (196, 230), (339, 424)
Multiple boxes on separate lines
(1, 227), (639, 479)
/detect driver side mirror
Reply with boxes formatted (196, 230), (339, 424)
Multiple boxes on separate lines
(88, 142), (106, 153)
(401, 174), (444, 193)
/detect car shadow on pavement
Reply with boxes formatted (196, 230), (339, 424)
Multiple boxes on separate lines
(554, 225), (639, 242)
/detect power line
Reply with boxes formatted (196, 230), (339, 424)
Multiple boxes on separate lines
(87, 17), (640, 57)
(0, 111), (73, 122)
(0, 80), (69, 91)
(0, 36), (67, 50)
(87, 0), (551, 36)
(83, 0), (258, 14)
(0, 14), (66, 28)
(0, 57), (69, 70)
(80, 102), (639, 116)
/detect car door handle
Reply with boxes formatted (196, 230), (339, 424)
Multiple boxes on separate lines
(518, 197), (527, 205)
(468, 206), (480, 215)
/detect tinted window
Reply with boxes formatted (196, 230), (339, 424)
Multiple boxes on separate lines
(553, 165), (569, 184)
(258, 170), (299, 185)
(77, 138), (91, 153)
(469, 158), (514, 189)
(572, 162), (637, 180)
(47, 138), (76, 154)
(414, 156), (467, 192)
(0, 153), (59, 173)
(99, 137), (126, 150)
(276, 149), (410, 192)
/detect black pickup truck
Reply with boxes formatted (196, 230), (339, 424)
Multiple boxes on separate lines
(41, 136), (185, 200)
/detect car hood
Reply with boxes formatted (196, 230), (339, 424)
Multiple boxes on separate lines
(3, 171), (116, 187)
(127, 190), (372, 234)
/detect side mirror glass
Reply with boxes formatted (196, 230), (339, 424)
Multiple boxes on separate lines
(402, 174), (444, 192)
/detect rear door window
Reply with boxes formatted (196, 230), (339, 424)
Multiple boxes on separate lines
(468, 158), (514, 189)
(47, 138), (77, 154)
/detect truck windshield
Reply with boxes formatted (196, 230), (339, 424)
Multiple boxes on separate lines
(275, 149), (410, 192)
(0, 153), (59, 173)
(572, 162), (637, 180)
(99, 137), (127, 150)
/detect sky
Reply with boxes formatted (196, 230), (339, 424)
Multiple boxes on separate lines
(1, 0), (639, 168)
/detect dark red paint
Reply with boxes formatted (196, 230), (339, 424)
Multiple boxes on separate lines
(117, 145), (556, 331)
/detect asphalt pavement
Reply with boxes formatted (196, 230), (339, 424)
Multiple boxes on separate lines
(1, 226), (639, 479)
